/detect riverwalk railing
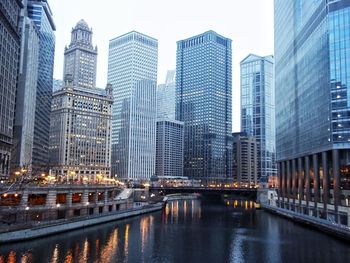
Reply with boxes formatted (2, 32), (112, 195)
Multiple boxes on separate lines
(0, 202), (163, 234)
(263, 204), (350, 238)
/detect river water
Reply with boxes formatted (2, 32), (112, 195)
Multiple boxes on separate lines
(0, 198), (349, 263)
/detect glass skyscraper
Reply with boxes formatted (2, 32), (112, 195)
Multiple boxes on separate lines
(176, 30), (232, 179)
(12, 4), (40, 174)
(108, 31), (158, 180)
(27, 0), (55, 174)
(275, 0), (350, 225)
(156, 119), (184, 178)
(240, 54), (276, 184)
(157, 70), (176, 120)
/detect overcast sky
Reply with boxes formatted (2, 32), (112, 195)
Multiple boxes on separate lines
(50, 0), (274, 132)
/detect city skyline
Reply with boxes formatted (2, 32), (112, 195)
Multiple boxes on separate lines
(1, 0), (350, 257)
(49, 0), (274, 132)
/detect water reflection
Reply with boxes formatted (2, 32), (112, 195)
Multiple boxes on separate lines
(49, 245), (59, 263)
(123, 224), (129, 262)
(0, 198), (350, 263)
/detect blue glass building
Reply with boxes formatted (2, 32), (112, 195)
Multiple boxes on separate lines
(176, 31), (232, 179)
(240, 54), (276, 184)
(275, 0), (350, 225)
(27, 0), (55, 174)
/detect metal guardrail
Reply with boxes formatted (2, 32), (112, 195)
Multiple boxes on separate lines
(0, 202), (164, 234)
(150, 186), (257, 191)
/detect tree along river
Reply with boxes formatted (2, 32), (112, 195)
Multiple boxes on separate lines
(0, 198), (350, 263)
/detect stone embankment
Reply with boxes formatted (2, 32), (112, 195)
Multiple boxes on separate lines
(0, 202), (164, 243)
(262, 204), (350, 241)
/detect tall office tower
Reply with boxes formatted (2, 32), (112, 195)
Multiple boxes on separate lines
(108, 31), (158, 180)
(157, 70), (176, 120)
(176, 31), (232, 179)
(232, 132), (258, 187)
(156, 119), (184, 177)
(27, 0), (55, 175)
(49, 77), (113, 182)
(12, 3), (39, 174)
(240, 54), (276, 185)
(0, 0), (22, 179)
(63, 20), (97, 89)
(275, 0), (350, 225)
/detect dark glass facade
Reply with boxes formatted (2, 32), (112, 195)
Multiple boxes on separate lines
(27, 0), (55, 174)
(176, 31), (232, 179)
(0, 0), (22, 179)
(275, 0), (350, 226)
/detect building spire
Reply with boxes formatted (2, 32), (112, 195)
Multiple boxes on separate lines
(63, 19), (97, 89)
(69, 19), (94, 49)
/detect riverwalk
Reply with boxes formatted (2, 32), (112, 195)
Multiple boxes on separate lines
(262, 203), (350, 241)
(0, 202), (164, 243)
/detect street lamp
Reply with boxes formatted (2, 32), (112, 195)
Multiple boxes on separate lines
(25, 206), (29, 223)
(56, 204), (61, 220)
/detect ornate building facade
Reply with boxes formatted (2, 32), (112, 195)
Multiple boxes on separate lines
(49, 77), (113, 182)
(63, 20), (97, 89)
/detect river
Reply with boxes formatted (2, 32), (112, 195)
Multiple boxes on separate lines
(0, 198), (349, 263)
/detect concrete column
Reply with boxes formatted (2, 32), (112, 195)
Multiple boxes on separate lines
(322, 151), (329, 216)
(298, 158), (303, 211)
(94, 191), (99, 214)
(46, 190), (56, 208)
(82, 190), (89, 215)
(305, 156), (310, 209)
(292, 159), (297, 207)
(332, 149), (340, 223)
(104, 191), (108, 203)
(281, 161), (286, 204)
(286, 160), (291, 203)
(104, 191), (108, 212)
(20, 190), (29, 207)
(277, 162), (281, 206)
(66, 191), (73, 217)
(313, 154), (320, 215)
(46, 190), (57, 220)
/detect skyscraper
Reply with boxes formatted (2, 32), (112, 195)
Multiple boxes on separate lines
(240, 54), (276, 184)
(232, 132), (258, 187)
(63, 20), (97, 89)
(275, 0), (350, 225)
(0, 0), (22, 179)
(108, 31), (158, 180)
(157, 70), (176, 120)
(50, 20), (112, 183)
(156, 119), (184, 177)
(12, 3), (40, 174)
(27, 0), (56, 175)
(176, 31), (232, 179)
(49, 77), (113, 182)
